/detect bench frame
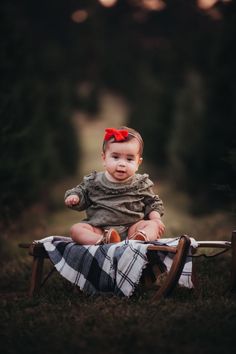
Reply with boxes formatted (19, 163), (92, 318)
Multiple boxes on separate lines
(19, 231), (236, 301)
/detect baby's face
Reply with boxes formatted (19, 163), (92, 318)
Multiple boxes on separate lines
(102, 139), (143, 182)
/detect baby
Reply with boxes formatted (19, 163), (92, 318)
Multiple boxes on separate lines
(65, 126), (165, 244)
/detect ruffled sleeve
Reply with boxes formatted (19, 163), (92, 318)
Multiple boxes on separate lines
(143, 192), (164, 216)
(64, 172), (95, 211)
(136, 175), (164, 217)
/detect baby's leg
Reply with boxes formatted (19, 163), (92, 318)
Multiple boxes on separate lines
(128, 220), (160, 241)
(70, 223), (103, 245)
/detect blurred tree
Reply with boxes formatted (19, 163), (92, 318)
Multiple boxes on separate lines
(0, 0), (78, 226)
(127, 0), (236, 212)
(165, 1), (236, 212)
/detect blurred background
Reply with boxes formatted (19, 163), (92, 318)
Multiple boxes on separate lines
(1, 0), (236, 252)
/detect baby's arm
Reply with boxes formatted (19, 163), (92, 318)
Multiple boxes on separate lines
(65, 194), (80, 206)
(64, 178), (91, 211)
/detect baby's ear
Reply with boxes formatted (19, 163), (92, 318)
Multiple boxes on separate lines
(138, 157), (143, 166)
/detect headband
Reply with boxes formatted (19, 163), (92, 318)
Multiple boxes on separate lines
(103, 127), (143, 154)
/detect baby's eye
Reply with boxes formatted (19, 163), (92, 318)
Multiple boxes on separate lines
(127, 158), (134, 162)
(112, 155), (119, 159)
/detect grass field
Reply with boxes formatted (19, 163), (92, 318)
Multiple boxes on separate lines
(1, 248), (236, 354)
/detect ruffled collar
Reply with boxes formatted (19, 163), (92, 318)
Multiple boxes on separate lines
(86, 171), (152, 194)
(102, 172), (135, 187)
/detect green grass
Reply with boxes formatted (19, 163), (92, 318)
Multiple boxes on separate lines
(1, 241), (236, 354)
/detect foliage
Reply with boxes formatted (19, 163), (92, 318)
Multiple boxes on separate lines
(127, 1), (236, 212)
(0, 1), (79, 225)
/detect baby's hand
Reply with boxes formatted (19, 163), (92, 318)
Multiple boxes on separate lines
(153, 219), (165, 238)
(156, 219), (165, 237)
(65, 195), (80, 206)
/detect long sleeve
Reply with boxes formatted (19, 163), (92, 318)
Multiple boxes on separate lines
(64, 181), (91, 211)
(143, 188), (164, 217)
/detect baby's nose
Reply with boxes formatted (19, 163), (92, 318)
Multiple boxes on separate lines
(118, 159), (126, 166)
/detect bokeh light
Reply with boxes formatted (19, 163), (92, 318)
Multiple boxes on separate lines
(98, 0), (118, 7)
(140, 0), (166, 11)
(198, 0), (219, 9)
(71, 10), (88, 23)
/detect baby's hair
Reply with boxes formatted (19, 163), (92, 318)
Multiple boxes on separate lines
(102, 126), (144, 156)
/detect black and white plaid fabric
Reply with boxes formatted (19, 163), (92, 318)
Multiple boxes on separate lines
(37, 236), (197, 297)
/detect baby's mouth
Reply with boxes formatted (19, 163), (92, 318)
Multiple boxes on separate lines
(116, 170), (125, 174)
(116, 170), (126, 177)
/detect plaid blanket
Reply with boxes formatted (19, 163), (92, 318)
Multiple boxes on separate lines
(37, 236), (197, 297)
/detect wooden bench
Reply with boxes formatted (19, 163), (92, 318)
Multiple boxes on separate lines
(19, 231), (236, 301)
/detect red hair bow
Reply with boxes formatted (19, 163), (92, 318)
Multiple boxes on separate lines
(104, 128), (129, 142)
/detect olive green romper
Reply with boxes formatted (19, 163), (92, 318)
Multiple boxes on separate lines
(65, 171), (164, 240)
